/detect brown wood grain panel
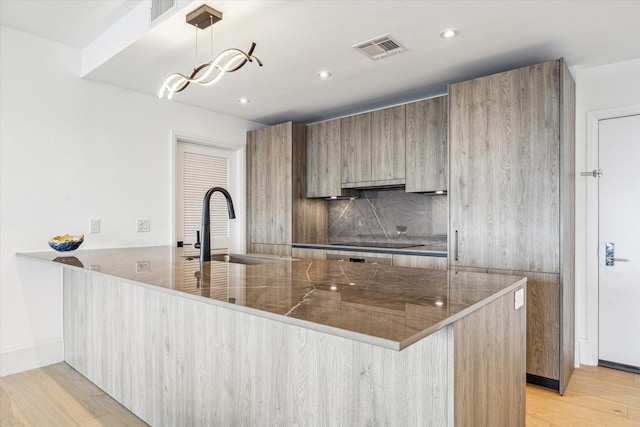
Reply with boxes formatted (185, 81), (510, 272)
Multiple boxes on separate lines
(454, 284), (526, 427)
(307, 120), (340, 197)
(291, 122), (328, 244)
(291, 247), (327, 259)
(247, 123), (292, 246)
(341, 112), (372, 184)
(452, 266), (560, 380)
(306, 120), (356, 198)
(371, 105), (405, 181)
(392, 254), (447, 270)
(559, 58), (576, 395)
(247, 122), (327, 251)
(449, 60), (560, 273)
(406, 96), (448, 192)
(247, 243), (292, 257)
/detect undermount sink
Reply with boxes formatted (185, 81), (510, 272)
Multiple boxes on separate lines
(184, 253), (294, 265)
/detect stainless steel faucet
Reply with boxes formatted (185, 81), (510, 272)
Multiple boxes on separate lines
(200, 187), (236, 262)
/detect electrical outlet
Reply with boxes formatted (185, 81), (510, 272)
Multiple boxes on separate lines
(515, 288), (524, 310)
(136, 218), (150, 232)
(136, 261), (150, 272)
(90, 219), (100, 233)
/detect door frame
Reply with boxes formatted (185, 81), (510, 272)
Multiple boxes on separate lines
(170, 131), (246, 254)
(584, 104), (640, 365)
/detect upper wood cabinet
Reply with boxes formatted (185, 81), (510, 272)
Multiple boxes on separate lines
(247, 122), (327, 256)
(371, 105), (405, 182)
(341, 105), (406, 188)
(341, 112), (372, 185)
(405, 96), (448, 193)
(307, 119), (357, 198)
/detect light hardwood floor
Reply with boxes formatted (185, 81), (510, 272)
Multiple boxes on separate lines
(0, 362), (148, 426)
(1, 363), (638, 426)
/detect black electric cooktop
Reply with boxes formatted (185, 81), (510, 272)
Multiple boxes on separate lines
(331, 242), (424, 249)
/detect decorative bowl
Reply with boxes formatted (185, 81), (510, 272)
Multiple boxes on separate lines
(48, 234), (84, 252)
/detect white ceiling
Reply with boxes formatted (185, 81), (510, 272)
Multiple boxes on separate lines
(2, 0), (639, 125)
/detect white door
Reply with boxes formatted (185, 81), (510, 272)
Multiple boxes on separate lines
(176, 141), (237, 251)
(598, 114), (640, 371)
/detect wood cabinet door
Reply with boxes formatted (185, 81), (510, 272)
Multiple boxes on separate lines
(449, 60), (560, 273)
(371, 105), (405, 181)
(307, 120), (341, 198)
(341, 112), (372, 185)
(247, 123), (292, 246)
(405, 96), (448, 193)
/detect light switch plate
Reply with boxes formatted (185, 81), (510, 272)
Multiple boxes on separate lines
(515, 288), (524, 310)
(136, 218), (150, 232)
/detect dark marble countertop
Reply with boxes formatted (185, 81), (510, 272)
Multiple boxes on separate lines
(18, 246), (524, 350)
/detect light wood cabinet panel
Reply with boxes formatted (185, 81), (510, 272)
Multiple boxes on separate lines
(371, 105), (405, 181)
(453, 266), (560, 382)
(449, 60), (560, 273)
(405, 96), (448, 193)
(247, 123), (292, 246)
(392, 254), (447, 270)
(560, 60), (576, 392)
(306, 120), (357, 198)
(247, 122), (327, 256)
(340, 106), (406, 189)
(291, 247), (327, 259)
(454, 284), (526, 427)
(326, 250), (392, 264)
(527, 273), (561, 380)
(341, 112), (372, 185)
(247, 243), (292, 257)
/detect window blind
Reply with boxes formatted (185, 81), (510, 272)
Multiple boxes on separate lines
(182, 151), (229, 246)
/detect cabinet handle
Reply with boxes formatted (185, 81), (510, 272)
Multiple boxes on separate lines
(454, 230), (459, 261)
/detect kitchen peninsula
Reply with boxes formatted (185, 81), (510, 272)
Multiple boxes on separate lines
(19, 246), (526, 426)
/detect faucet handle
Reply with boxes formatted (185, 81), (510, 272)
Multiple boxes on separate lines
(194, 230), (201, 249)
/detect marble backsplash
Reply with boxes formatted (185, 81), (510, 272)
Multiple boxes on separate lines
(328, 188), (447, 247)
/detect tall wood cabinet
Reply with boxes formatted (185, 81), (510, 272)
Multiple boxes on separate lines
(448, 59), (575, 394)
(405, 96), (448, 193)
(246, 122), (327, 256)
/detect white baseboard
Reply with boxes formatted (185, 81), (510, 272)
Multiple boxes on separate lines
(0, 339), (64, 377)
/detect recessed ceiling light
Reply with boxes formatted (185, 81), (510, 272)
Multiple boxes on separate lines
(440, 29), (459, 39)
(238, 98), (250, 104)
(316, 70), (332, 79)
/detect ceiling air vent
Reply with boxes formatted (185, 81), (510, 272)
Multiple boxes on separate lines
(353, 34), (407, 60)
(151, 0), (176, 24)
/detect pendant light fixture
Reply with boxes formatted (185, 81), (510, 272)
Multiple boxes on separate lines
(158, 5), (262, 100)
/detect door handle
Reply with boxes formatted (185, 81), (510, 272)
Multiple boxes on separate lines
(454, 230), (459, 262)
(605, 242), (630, 266)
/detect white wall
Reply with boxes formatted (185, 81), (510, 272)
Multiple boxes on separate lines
(0, 26), (262, 376)
(574, 57), (640, 365)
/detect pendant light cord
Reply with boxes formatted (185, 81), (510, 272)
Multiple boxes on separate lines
(194, 26), (198, 69)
